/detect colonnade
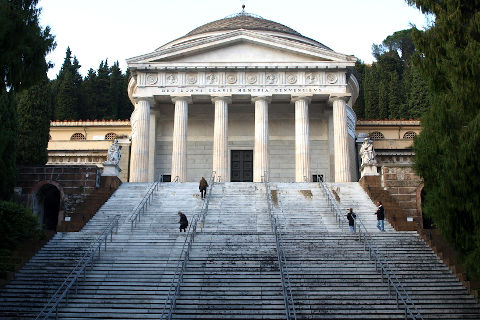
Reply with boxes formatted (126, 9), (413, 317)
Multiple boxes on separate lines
(130, 94), (352, 183)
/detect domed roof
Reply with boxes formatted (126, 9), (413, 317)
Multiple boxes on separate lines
(186, 12), (302, 37)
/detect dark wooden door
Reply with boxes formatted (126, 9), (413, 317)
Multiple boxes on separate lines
(231, 150), (253, 182)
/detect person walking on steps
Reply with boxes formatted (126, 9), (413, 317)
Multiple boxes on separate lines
(199, 177), (208, 200)
(374, 201), (385, 232)
(346, 208), (356, 233)
(178, 211), (188, 232)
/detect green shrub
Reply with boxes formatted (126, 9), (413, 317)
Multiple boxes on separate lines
(0, 201), (41, 251)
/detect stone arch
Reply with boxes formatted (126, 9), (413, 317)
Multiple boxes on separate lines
(31, 181), (64, 231)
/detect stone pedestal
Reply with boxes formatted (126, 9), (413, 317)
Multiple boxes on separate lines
(293, 96), (311, 182)
(171, 96), (190, 182)
(212, 96), (230, 182)
(253, 96), (270, 182)
(360, 164), (379, 177)
(102, 163), (121, 177)
(331, 94), (352, 182)
(130, 97), (151, 182)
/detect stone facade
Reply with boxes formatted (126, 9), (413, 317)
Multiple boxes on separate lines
(127, 13), (359, 183)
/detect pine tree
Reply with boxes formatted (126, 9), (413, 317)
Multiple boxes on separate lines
(408, 0), (480, 279)
(107, 61), (123, 119)
(16, 79), (51, 165)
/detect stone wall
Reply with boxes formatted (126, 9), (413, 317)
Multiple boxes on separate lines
(15, 165), (121, 232)
(381, 165), (423, 223)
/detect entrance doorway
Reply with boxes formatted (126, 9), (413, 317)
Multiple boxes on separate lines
(33, 184), (60, 231)
(231, 150), (253, 182)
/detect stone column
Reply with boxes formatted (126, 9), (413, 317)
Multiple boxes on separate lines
(330, 94), (352, 182)
(148, 109), (159, 182)
(130, 97), (152, 182)
(171, 96), (191, 182)
(292, 96), (311, 182)
(253, 96), (270, 182)
(212, 96), (231, 182)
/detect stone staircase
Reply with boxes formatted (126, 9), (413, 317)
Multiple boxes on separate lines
(0, 181), (478, 319)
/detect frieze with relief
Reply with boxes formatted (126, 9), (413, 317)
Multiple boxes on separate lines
(137, 71), (346, 87)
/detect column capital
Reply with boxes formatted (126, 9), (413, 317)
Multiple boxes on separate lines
(171, 95), (192, 104)
(291, 95), (312, 103)
(211, 95), (232, 104)
(329, 93), (351, 104)
(251, 95), (272, 103)
(132, 95), (154, 104)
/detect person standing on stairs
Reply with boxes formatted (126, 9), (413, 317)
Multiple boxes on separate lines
(178, 211), (188, 232)
(374, 201), (385, 232)
(346, 208), (356, 233)
(199, 177), (208, 200)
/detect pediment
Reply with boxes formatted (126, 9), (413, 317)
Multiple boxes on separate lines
(127, 31), (354, 66)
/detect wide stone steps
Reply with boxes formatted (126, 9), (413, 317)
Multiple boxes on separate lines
(0, 182), (479, 319)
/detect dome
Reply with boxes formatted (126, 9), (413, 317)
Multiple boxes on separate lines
(186, 12), (302, 37)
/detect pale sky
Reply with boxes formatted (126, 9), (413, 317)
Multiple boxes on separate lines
(38, 0), (430, 79)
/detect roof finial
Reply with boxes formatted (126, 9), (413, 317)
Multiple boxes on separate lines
(242, 4), (245, 12)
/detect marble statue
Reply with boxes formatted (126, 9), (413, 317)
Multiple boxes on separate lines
(359, 137), (376, 166)
(106, 139), (121, 165)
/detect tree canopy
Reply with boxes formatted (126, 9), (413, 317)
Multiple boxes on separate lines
(0, 0), (55, 200)
(354, 28), (430, 120)
(51, 49), (132, 121)
(408, 0), (480, 279)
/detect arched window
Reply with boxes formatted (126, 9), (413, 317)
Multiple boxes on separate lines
(403, 131), (417, 139)
(71, 133), (86, 140)
(369, 131), (385, 140)
(105, 132), (117, 140)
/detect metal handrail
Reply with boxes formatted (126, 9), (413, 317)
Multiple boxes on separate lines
(314, 174), (423, 320)
(161, 172), (216, 320)
(35, 214), (120, 320)
(128, 180), (160, 231)
(264, 172), (297, 320)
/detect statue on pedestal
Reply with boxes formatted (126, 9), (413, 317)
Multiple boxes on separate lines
(360, 137), (376, 166)
(106, 139), (121, 165)
(359, 137), (379, 177)
(103, 139), (122, 177)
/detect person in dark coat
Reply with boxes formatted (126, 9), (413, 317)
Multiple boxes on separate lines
(178, 211), (188, 232)
(374, 201), (385, 232)
(346, 208), (356, 233)
(199, 177), (208, 199)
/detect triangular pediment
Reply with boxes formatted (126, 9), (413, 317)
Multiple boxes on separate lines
(127, 30), (354, 66)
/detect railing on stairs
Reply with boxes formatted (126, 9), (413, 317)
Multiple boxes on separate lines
(316, 174), (347, 230)
(161, 171), (216, 320)
(129, 179), (160, 231)
(35, 215), (120, 320)
(264, 172), (297, 320)
(314, 174), (424, 320)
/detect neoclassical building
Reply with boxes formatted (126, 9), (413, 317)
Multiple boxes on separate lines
(126, 12), (359, 183)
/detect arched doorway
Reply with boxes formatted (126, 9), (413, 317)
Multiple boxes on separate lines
(33, 183), (61, 231)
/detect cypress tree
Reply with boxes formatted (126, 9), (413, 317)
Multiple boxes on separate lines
(82, 68), (97, 119)
(353, 61), (366, 119)
(0, 0), (55, 200)
(408, 0), (480, 279)
(364, 64), (380, 119)
(118, 68), (134, 120)
(53, 48), (82, 120)
(107, 61), (123, 119)
(0, 89), (17, 200)
(16, 79), (51, 165)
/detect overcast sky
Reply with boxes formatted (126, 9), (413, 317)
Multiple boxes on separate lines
(38, 0), (430, 79)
